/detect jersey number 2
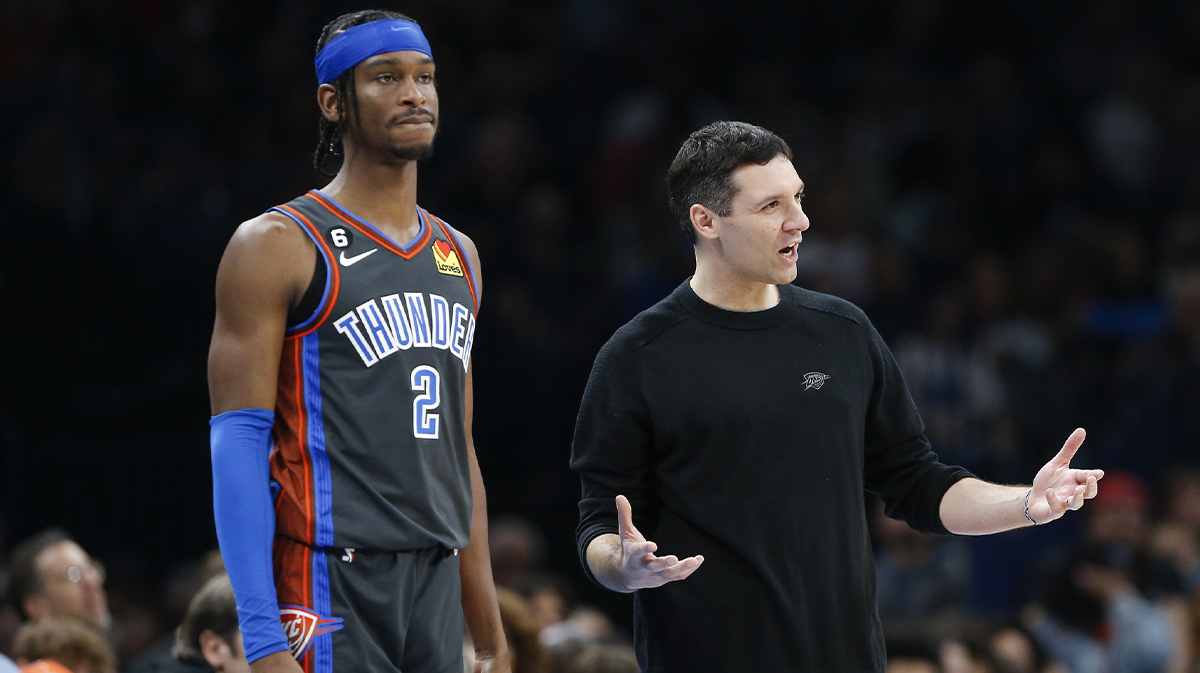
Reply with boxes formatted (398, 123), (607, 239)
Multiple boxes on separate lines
(411, 366), (441, 439)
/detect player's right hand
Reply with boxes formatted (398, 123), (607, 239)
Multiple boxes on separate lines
(614, 494), (704, 591)
(251, 651), (304, 673)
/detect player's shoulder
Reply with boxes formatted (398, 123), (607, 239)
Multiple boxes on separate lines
(216, 210), (314, 292)
(228, 210), (311, 254)
(782, 284), (868, 326)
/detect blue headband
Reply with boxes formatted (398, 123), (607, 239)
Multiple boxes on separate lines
(315, 19), (433, 85)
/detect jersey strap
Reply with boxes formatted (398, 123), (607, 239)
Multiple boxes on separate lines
(271, 202), (342, 339)
(427, 212), (479, 313)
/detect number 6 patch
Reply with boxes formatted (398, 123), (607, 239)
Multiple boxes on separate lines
(328, 227), (353, 249)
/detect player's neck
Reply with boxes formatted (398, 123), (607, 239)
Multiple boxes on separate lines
(322, 155), (421, 245)
(690, 260), (780, 312)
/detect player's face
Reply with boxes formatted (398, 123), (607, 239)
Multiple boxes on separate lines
(33, 541), (111, 630)
(710, 155), (808, 285)
(349, 50), (439, 161)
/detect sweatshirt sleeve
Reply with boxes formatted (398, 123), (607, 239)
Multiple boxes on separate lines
(861, 319), (972, 535)
(569, 332), (657, 587)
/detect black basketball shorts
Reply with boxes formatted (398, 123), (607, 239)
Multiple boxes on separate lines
(273, 536), (464, 673)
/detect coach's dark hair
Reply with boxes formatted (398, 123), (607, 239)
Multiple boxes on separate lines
(173, 574), (240, 660)
(666, 121), (793, 243)
(313, 9), (419, 176)
(8, 528), (72, 619)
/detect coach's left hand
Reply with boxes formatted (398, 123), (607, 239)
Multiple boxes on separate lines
(1026, 428), (1105, 524)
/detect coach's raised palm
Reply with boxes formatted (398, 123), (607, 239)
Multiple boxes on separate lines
(614, 495), (705, 590)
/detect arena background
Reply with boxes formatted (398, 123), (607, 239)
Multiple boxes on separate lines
(2, 0), (1200, 666)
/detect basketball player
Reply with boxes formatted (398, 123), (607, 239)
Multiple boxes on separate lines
(208, 10), (508, 673)
(571, 121), (1104, 672)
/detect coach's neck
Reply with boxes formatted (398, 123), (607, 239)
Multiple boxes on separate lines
(690, 251), (781, 313)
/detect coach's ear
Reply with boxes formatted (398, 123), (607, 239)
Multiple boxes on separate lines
(689, 204), (720, 241)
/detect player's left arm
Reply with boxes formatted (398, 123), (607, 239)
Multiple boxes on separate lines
(454, 231), (510, 673)
(939, 428), (1105, 534)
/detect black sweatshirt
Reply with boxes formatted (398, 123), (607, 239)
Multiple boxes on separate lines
(571, 281), (972, 673)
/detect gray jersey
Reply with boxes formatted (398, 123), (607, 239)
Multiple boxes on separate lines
(267, 189), (477, 551)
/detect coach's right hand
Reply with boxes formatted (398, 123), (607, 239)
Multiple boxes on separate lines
(585, 495), (704, 593)
(251, 651), (304, 673)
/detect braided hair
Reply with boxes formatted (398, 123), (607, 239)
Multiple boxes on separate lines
(312, 9), (418, 176)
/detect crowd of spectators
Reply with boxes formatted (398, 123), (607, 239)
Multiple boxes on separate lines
(1, 484), (1198, 673)
(2, 0), (1200, 671)
(0, 526), (636, 672)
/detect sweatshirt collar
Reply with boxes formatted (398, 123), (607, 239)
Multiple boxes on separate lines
(675, 279), (795, 330)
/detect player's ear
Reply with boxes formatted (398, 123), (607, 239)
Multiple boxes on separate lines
(317, 83), (342, 123)
(690, 204), (719, 241)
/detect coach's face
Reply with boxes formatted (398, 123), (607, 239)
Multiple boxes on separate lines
(710, 155), (808, 285)
(339, 50), (439, 161)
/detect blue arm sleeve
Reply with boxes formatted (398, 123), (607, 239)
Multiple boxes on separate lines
(210, 408), (291, 663)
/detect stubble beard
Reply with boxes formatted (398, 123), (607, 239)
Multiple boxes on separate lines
(388, 115), (438, 161)
(391, 140), (435, 161)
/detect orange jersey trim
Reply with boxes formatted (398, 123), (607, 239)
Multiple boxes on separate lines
(271, 339), (317, 545)
(305, 190), (432, 259)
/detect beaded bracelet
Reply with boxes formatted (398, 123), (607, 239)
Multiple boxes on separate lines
(1023, 488), (1041, 525)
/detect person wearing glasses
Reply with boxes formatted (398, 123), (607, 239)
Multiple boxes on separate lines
(7, 528), (110, 632)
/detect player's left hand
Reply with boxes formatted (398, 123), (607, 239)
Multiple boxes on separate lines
(1026, 428), (1104, 524)
(473, 651), (512, 673)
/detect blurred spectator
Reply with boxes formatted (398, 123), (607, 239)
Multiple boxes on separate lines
(989, 623), (1062, 673)
(7, 532), (109, 632)
(0, 608), (19, 669)
(159, 550), (226, 634)
(873, 500), (972, 627)
(495, 588), (550, 673)
(513, 574), (575, 629)
(539, 607), (617, 672)
(171, 575), (246, 673)
(1029, 540), (1179, 673)
(1028, 471), (1194, 673)
(19, 661), (73, 673)
(561, 644), (638, 673)
(938, 636), (990, 673)
(11, 618), (114, 673)
(490, 517), (548, 589)
(124, 552), (228, 673)
(887, 634), (945, 673)
(126, 574), (246, 673)
(1085, 472), (1155, 548)
(1149, 470), (1200, 593)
